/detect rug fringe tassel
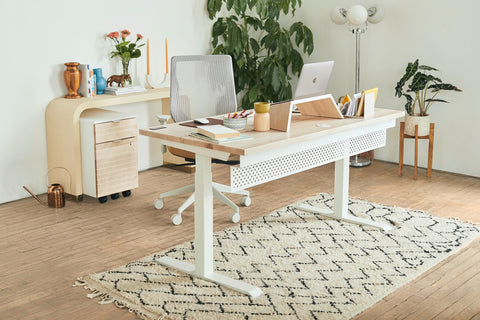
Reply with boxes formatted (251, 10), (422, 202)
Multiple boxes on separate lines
(73, 277), (168, 320)
(72, 278), (86, 287)
(448, 217), (479, 226)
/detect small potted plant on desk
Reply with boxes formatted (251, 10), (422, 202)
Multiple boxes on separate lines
(395, 59), (462, 136)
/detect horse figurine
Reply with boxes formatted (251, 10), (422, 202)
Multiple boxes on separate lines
(106, 74), (131, 87)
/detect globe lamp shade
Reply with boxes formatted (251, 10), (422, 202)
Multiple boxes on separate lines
(367, 5), (385, 24)
(347, 5), (368, 25)
(330, 6), (347, 25)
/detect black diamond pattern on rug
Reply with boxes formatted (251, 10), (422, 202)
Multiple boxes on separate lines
(76, 193), (479, 320)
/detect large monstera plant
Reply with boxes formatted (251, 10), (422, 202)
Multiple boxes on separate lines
(395, 59), (462, 116)
(207, 0), (314, 109)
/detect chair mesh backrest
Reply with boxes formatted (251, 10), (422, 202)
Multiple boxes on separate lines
(170, 55), (237, 122)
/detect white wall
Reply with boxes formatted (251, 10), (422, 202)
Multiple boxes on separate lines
(1, 0), (478, 204)
(0, 0), (213, 204)
(296, 0), (479, 177)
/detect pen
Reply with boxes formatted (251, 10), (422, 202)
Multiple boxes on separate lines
(232, 112), (237, 118)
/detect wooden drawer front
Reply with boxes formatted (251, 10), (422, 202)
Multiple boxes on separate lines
(95, 137), (138, 197)
(94, 118), (137, 144)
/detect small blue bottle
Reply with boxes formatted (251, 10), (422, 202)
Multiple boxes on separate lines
(93, 68), (107, 94)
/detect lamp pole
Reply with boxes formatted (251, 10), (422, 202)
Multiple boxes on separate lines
(330, 5), (384, 168)
(350, 26), (371, 167)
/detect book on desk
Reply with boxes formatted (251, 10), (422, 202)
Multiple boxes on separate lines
(188, 124), (251, 143)
(340, 87), (378, 118)
(190, 132), (252, 144)
(197, 124), (239, 139)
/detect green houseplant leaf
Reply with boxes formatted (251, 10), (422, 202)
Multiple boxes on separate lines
(395, 59), (461, 116)
(207, 0), (314, 109)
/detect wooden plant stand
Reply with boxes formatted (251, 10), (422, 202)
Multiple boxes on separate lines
(398, 122), (435, 179)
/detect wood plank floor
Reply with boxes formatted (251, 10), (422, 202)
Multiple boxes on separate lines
(1, 160), (479, 320)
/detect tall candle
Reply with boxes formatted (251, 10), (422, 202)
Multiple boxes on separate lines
(165, 38), (168, 74)
(147, 38), (150, 75)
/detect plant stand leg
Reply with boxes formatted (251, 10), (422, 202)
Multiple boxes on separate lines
(398, 122), (405, 176)
(414, 125), (418, 180)
(427, 123), (434, 177)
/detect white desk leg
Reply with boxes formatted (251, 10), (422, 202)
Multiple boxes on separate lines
(295, 157), (392, 231)
(194, 154), (214, 276)
(156, 153), (263, 298)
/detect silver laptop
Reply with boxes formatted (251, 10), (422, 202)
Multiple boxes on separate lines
(293, 61), (334, 100)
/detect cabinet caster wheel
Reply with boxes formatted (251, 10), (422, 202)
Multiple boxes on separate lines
(122, 190), (131, 197)
(171, 214), (182, 225)
(154, 199), (164, 210)
(110, 193), (120, 200)
(240, 196), (251, 207)
(230, 212), (240, 223)
(98, 196), (108, 204)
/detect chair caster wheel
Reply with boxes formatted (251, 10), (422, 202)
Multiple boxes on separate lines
(154, 199), (164, 210)
(110, 193), (120, 200)
(230, 212), (240, 223)
(241, 196), (251, 207)
(98, 196), (108, 204)
(171, 214), (182, 225)
(122, 190), (131, 197)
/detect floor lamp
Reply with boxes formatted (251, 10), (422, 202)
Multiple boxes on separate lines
(331, 5), (385, 167)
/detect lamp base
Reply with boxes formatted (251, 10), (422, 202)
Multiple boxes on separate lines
(350, 155), (371, 167)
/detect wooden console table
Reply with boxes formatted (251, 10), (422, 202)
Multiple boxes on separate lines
(45, 88), (170, 199)
(398, 121), (435, 179)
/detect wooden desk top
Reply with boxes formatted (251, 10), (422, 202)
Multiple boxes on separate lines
(140, 108), (404, 156)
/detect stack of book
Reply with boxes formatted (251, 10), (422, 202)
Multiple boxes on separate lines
(79, 64), (96, 97)
(339, 87), (378, 118)
(190, 124), (251, 143)
(104, 86), (147, 95)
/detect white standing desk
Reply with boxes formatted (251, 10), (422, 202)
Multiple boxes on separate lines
(140, 108), (404, 298)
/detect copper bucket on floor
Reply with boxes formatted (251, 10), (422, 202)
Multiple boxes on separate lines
(48, 184), (65, 208)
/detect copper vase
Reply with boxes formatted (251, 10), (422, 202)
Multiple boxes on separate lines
(63, 62), (82, 98)
(48, 183), (65, 208)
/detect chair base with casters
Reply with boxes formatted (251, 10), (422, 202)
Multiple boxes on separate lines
(154, 182), (251, 225)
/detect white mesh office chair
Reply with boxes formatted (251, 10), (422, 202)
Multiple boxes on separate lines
(154, 55), (251, 225)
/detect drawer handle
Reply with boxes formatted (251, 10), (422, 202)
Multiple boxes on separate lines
(111, 120), (121, 124)
(113, 139), (123, 143)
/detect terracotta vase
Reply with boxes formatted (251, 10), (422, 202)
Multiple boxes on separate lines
(63, 62), (82, 98)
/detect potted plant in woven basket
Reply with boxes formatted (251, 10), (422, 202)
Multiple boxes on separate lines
(395, 59), (462, 136)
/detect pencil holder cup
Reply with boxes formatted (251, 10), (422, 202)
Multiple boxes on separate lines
(223, 117), (247, 130)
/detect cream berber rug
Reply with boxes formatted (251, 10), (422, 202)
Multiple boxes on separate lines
(75, 193), (479, 320)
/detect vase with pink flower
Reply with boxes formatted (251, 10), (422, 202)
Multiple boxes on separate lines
(106, 29), (145, 85)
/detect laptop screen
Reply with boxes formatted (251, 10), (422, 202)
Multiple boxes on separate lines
(293, 61), (334, 100)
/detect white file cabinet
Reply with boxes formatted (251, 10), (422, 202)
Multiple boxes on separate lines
(80, 109), (138, 203)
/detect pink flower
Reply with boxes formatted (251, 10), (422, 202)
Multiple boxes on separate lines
(136, 33), (143, 40)
(120, 29), (131, 38)
(107, 32), (119, 39)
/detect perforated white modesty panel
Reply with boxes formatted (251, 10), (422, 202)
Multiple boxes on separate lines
(230, 129), (386, 190)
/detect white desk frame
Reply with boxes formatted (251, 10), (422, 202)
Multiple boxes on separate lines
(140, 108), (404, 298)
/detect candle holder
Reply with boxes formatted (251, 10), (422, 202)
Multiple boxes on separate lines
(145, 73), (169, 88)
